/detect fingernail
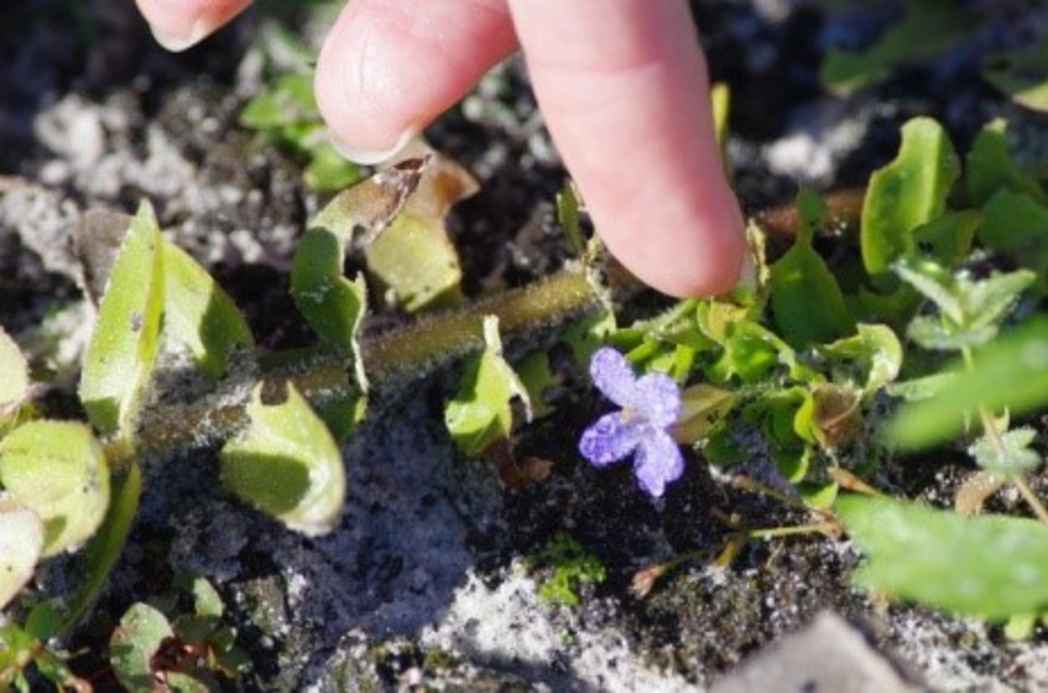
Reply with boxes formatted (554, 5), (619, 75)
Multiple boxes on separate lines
(328, 128), (416, 165)
(149, 17), (208, 52)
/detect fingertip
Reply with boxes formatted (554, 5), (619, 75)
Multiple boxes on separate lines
(136, 0), (252, 52)
(314, 0), (517, 162)
(601, 194), (748, 299)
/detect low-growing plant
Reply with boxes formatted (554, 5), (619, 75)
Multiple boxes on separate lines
(5, 16), (1048, 681)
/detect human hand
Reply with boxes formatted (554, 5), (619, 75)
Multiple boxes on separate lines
(136, 0), (746, 296)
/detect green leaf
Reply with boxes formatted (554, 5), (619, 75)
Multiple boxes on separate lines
(161, 240), (254, 379)
(291, 228), (369, 392)
(24, 602), (62, 642)
(968, 426), (1042, 479)
(190, 576), (224, 618)
(671, 383), (736, 445)
(895, 259), (1035, 351)
(220, 382), (345, 536)
(0, 328), (29, 422)
(60, 461), (142, 634)
(0, 421), (109, 556)
(444, 316), (532, 457)
(365, 212), (463, 312)
(966, 119), (1046, 207)
(798, 481), (839, 510)
(912, 210), (981, 268)
(886, 371), (957, 402)
(78, 201), (165, 447)
(291, 227), (368, 351)
(517, 351), (559, 419)
(240, 73), (317, 130)
(960, 270), (1037, 333)
(892, 256), (963, 323)
(836, 495), (1048, 619)
(888, 318), (1048, 449)
(906, 316), (995, 351)
(769, 195), (855, 348)
(364, 146), (474, 312)
(0, 501), (43, 610)
(819, 323), (903, 397)
(303, 142), (363, 193)
(861, 117), (960, 275)
(980, 190), (1048, 290)
(983, 40), (1048, 113)
(556, 180), (585, 256)
(110, 603), (175, 693)
(820, 0), (974, 95)
(708, 320), (812, 385)
(530, 533), (606, 608)
(292, 161), (425, 388)
(240, 72), (364, 192)
(563, 310), (616, 370)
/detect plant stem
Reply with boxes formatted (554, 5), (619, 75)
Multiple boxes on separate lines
(1014, 476), (1048, 523)
(747, 523), (839, 540)
(136, 268), (603, 456)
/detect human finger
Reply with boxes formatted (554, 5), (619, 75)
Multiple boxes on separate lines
(135, 0), (253, 52)
(506, 0), (746, 296)
(314, 0), (518, 164)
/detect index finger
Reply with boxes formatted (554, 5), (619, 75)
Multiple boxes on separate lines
(507, 0), (746, 297)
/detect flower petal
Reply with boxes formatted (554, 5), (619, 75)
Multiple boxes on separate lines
(633, 373), (682, 427)
(633, 430), (685, 498)
(579, 412), (641, 467)
(589, 347), (636, 407)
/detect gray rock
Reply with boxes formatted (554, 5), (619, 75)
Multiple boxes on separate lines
(711, 612), (918, 693)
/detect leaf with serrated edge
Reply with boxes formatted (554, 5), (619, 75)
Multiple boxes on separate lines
(220, 382), (345, 536)
(968, 427), (1041, 479)
(0, 500), (43, 610)
(78, 201), (165, 447)
(837, 495), (1048, 619)
(0, 421), (109, 556)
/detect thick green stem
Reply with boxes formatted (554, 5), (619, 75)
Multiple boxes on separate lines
(136, 268), (603, 456)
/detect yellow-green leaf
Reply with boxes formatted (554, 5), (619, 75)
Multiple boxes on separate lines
(220, 382), (345, 536)
(966, 119), (1046, 207)
(0, 328), (29, 433)
(861, 118), (960, 275)
(444, 316), (532, 457)
(0, 500), (43, 610)
(364, 146), (476, 312)
(78, 201), (165, 446)
(162, 240), (254, 379)
(0, 421), (109, 556)
(837, 495), (1048, 619)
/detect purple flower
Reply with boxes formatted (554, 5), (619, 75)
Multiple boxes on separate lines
(579, 347), (685, 498)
